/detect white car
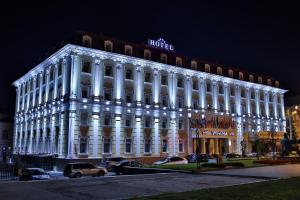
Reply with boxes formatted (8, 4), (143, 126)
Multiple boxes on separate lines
(153, 156), (188, 165)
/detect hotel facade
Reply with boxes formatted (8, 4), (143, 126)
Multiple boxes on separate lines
(13, 32), (287, 161)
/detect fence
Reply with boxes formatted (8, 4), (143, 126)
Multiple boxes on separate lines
(0, 163), (14, 180)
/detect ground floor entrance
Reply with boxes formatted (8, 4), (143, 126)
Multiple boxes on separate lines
(192, 138), (230, 155)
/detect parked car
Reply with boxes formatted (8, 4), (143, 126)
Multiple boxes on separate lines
(63, 162), (107, 178)
(111, 160), (144, 175)
(246, 152), (257, 157)
(19, 168), (50, 181)
(187, 154), (213, 163)
(265, 152), (280, 157)
(104, 157), (124, 171)
(225, 153), (241, 159)
(153, 156), (188, 165)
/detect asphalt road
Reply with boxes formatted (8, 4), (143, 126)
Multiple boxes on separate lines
(0, 172), (266, 200)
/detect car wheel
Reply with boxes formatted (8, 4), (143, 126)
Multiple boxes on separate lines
(74, 173), (82, 178)
(97, 171), (105, 176)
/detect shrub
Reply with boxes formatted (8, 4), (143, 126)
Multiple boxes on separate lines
(253, 160), (289, 165)
(201, 163), (226, 168)
(224, 162), (245, 167)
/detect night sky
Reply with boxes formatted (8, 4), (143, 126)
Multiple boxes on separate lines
(1, 1), (300, 114)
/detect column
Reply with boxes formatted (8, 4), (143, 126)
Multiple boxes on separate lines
(61, 57), (70, 99)
(113, 62), (124, 104)
(45, 68), (50, 103)
(91, 58), (104, 100)
(50, 115), (56, 154)
(13, 123), (19, 153)
(26, 80), (31, 111)
(236, 117), (243, 154)
(169, 112), (177, 156)
(214, 139), (219, 154)
(21, 83), (26, 111)
(235, 85), (241, 116)
(255, 89), (260, 117)
(201, 138), (206, 154)
(53, 63), (59, 101)
(154, 118), (160, 155)
(15, 86), (21, 113)
(212, 80), (218, 112)
(28, 120), (34, 154)
(168, 71), (177, 109)
(18, 124), (23, 152)
(135, 116), (141, 157)
(280, 94), (285, 120)
(184, 76), (192, 108)
(58, 113), (65, 157)
(246, 87), (251, 116)
(35, 120), (41, 153)
(42, 117), (47, 153)
(92, 112), (100, 158)
(32, 76), (37, 107)
(198, 78), (206, 111)
(152, 69), (161, 107)
(23, 117), (29, 153)
(70, 54), (82, 99)
(38, 72), (43, 105)
(224, 82), (230, 114)
(264, 91), (270, 118)
(134, 65), (144, 105)
(273, 93), (278, 119)
(67, 104), (76, 158)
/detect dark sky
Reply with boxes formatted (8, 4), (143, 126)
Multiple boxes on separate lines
(1, 1), (300, 114)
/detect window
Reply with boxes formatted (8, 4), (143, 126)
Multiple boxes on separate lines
(105, 66), (113, 76)
(205, 64), (210, 73)
(251, 90), (255, 99)
(58, 63), (62, 76)
(144, 50), (151, 60)
(162, 96), (168, 107)
(82, 35), (92, 47)
(267, 79), (272, 86)
(228, 69), (233, 78)
(82, 61), (91, 73)
(239, 72), (244, 80)
(81, 113), (88, 126)
(125, 116), (132, 127)
(176, 57), (182, 67)
(160, 54), (167, 64)
(125, 69), (133, 80)
(193, 80), (198, 90)
(219, 103), (224, 112)
(258, 77), (262, 84)
(103, 138), (111, 153)
(249, 75), (254, 82)
(104, 89), (112, 101)
(161, 75), (168, 85)
(178, 140), (184, 153)
(162, 139), (168, 153)
(145, 117), (151, 128)
(2, 130), (8, 140)
(79, 136), (88, 154)
(178, 97), (183, 108)
(81, 86), (89, 98)
(191, 60), (197, 70)
(126, 92), (132, 103)
(241, 89), (245, 98)
(104, 115), (111, 126)
(124, 45), (133, 56)
(144, 72), (152, 82)
(162, 119), (168, 129)
(144, 138), (151, 153)
(125, 138), (132, 153)
(177, 78), (183, 88)
(219, 85), (223, 94)
(230, 87), (235, 96)
(145, 93), (152, 105)
(275, 81), (280, 87)
(178, 119), (184, 130)
(193, 100), (198, 109)
(206, 83), (211, 92)
(217, 67), (222, 75)
(104, 40), (113, 52)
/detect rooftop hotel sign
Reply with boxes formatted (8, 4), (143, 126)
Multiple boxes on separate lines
(148, 38), (175, 51)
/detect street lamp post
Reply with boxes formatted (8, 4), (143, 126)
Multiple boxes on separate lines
(270, 122), (276, 160)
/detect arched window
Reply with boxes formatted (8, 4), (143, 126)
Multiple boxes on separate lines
(239, 72), (244, 80)
(82, 35), (92, 47)
(176, 57), (182, 67)
(144, 49), (151, 60)
(124, 45), (133, 56)
(191, 60), (197, 70)
(228, 69), (233, 78)
(217, 67), (222, 75)
(258, 77), (263, 84)
(104, 40), (113, 52)
(249, 74), (254, 82)
(267, 79), (272, 86)
(205, 64), (210, 73)
(275, 81), (280, 87)
(160, 53), (167, 64)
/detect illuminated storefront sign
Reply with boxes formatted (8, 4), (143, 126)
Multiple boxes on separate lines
(148, 38), (174, 51)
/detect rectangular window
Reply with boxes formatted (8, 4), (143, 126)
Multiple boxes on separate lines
(105, 66), (113, 76)
(81, 113), (88, 125)
(125, 116), (132, 127)
(230, 87), (235, 96)
(178, 97), (183, 108)
(79, 137), (88, 154)
(81, 87), (89, 98)
(193, 80), (198, 90)
(145, 118), (151, 128)
(145, 94), (152, 105)
(145, 72), (152, 82)
(103, 138), (111, 153)
(162, 119), (168, 129)
(162, 96), (168, 107)
(178, 120), (184, 130)
(179, 140), (184, 153)
(104, 89), (112, 101)
(145, 139), (151, 153)
(125, 69), (133, 80)
(82, 62), (91, 73)
(177, 78), (183, 88)
(125, 138), (132, 153)
(162, 139), (168, 152)
(2, 130), (8, 140)
(126, 92), (132, 103)
(104, 115), (111, 126)
(206, 83), (211, 92)
(161, 75), (168, 85)
(193, 100), (198, 109)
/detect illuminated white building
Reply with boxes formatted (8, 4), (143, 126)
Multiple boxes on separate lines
(12, 32), (287, 161)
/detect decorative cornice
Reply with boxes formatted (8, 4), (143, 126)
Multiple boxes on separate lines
(12, 44), (288, 94)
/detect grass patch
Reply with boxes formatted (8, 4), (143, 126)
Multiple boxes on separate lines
(133, 177), (300, 200)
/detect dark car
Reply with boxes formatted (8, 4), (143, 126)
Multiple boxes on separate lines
(63, 162), (107, 178)
(187, 153), (212, 163)
(225, 153), (242, 159)
(111, 160), (144, 175)
(19, 168), (50, 181)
